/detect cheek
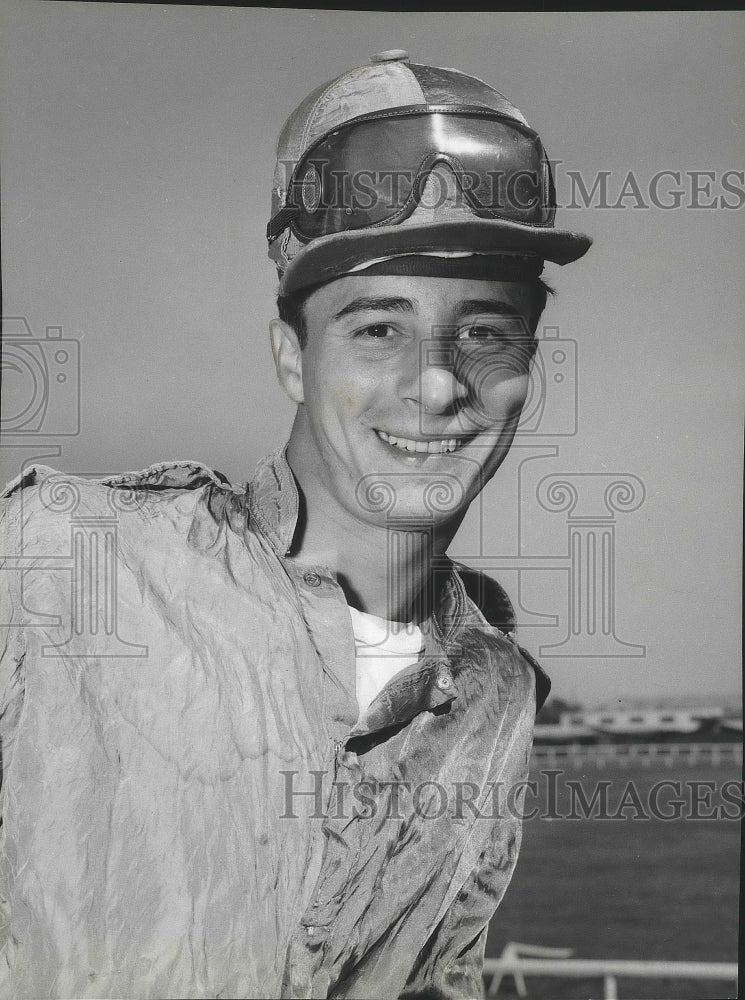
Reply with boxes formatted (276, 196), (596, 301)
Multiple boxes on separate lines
(326, 384), (373, 415)
(305, 368), (378, 428)
(502, 373), (531, 413)
(469, 372), (530, 426)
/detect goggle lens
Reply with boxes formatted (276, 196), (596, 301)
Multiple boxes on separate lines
(278, 109), (554, 242)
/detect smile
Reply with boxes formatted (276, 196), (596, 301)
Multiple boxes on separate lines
(376, 429), (464, 454)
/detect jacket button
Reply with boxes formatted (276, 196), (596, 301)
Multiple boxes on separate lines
(436, 674), (453, 690)
(303, 571), (322, 587)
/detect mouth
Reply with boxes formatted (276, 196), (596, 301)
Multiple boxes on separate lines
(375, 429), (468, 455)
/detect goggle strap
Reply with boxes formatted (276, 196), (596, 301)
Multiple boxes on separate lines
(267, 205), (299, 243)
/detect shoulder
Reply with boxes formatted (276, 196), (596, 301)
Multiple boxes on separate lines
(0, 460), (239, 542)
(1, 459), (233, 504)
(99, 460), (232, 492)
(451, 560), (516, 636)
(452, 560), (551, 712)
(1, 459), (231, 501)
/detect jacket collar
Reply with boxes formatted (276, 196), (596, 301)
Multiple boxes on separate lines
(248, 445), (301, 559)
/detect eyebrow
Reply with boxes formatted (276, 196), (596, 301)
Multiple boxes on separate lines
(331, 295), (524, 323)
(332, 296), (416, 321)
(454, 299), (522, 318)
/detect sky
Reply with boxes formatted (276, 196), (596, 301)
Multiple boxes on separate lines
(1, 5), (743, 708)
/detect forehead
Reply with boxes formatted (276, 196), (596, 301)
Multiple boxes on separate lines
(302, 273), (534, 326)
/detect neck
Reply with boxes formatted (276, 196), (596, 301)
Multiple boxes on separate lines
(285, 445), (463, 623)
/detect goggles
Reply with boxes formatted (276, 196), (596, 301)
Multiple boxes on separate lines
(268, 105), (556, 245)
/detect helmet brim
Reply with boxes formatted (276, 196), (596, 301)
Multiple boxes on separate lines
(277, 218), (592, 296)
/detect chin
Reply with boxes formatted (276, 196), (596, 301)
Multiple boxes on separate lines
(352, 468), (476, 528)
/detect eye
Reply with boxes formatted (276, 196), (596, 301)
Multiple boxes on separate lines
(355, 323), (396, 340)
(456, 324), (505, 342)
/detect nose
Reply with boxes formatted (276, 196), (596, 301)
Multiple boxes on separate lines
(416, 365), (468, 414)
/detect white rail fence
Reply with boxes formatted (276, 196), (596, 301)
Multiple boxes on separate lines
(531, 741), (742, 769)
(483, 944), (738, 999)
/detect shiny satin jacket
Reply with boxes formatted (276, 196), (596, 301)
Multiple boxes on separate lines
(0, 448), (548, 999)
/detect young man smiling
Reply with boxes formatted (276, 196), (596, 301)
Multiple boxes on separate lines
(272, 273), (544, 623)
(0, 52), (590, 999)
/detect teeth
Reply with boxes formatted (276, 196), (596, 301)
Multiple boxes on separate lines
(377, 430), (461, 454)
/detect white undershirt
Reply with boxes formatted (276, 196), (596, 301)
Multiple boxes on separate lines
(348, 606), (424, 716)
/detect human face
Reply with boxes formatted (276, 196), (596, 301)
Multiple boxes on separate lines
(280, 274), (536, 531)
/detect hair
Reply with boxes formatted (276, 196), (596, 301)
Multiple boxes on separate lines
(277, 284), (312, 349)
(277, 276), (554, 350)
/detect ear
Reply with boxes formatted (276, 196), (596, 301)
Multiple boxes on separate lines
(269, 318), (304, 405)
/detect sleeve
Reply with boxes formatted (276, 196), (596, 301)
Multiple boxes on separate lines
(0, 494), (27, 796)
(401, 815), (527, 1000)
(0, 494), (27, 951)
(400, 926), (488, 1000)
